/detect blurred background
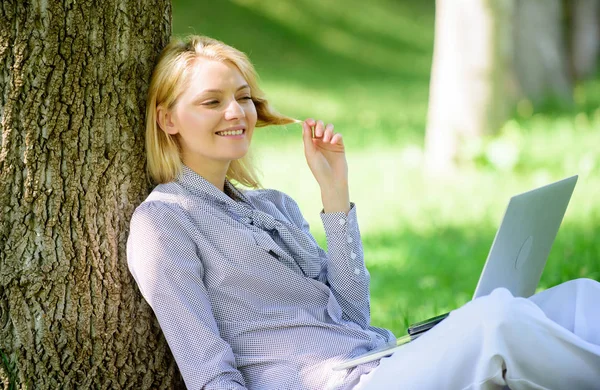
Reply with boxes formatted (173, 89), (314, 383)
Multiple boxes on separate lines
(172, 0), (600, 336)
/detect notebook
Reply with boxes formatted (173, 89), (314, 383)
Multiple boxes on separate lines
(333, 175), (578, 371)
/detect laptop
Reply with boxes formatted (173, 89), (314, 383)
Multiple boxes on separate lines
(333, 175), (578, 371)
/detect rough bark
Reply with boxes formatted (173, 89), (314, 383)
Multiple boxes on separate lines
(0, 0), (182, 388)
(424, 0), (514, 173)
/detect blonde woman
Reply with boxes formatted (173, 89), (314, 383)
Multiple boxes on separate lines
(127, 35), (600, 390)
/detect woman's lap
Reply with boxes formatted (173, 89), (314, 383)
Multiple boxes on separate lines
(350, 278), (600, 390)
(528, 278), (600, 345)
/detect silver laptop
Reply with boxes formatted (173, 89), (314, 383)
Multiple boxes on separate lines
(333, 175), (578, 371)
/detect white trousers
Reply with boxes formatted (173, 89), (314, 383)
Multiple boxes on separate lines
(352, 278), (600, 390)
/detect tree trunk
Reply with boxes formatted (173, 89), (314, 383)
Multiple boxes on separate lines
(424, 0), (515, 173)
(512, 0), (573, 106)
(0, 1), (182, 388)
(570, 0), (600, 80)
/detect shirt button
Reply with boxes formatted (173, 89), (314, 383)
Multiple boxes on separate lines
(350, 252), (357, 260)
(338, 218), (346, 226)
(347, 236), (353, 244)
(354, 268), (361, 275)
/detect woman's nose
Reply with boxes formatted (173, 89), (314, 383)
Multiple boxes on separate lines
(224, 99), (245, 120)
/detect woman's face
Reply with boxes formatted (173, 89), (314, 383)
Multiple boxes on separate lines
(164, 59), (257, 171)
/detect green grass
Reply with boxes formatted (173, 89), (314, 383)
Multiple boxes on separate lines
(173, 0), (600, 337)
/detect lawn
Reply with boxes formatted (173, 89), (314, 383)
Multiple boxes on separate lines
(173, 0), (600, 336)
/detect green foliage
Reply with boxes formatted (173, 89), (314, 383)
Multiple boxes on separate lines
(0, 349), (16, 390)
(173, 0), (600, 337)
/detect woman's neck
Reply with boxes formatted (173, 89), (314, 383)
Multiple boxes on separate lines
(183, 157), (229, 192)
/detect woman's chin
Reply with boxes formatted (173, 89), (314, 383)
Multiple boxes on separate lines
(222, 149), (250, 162)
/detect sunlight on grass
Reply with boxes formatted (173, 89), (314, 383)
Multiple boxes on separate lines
(259, 81), (431, 148)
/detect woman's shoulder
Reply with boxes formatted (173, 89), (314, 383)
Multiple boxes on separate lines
(130, 182), (199, 226)
(135, 182), (184, 210)
(132, 181), (231, 227)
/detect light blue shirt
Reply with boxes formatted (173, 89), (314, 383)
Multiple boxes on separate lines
(127, 166), (394, 389)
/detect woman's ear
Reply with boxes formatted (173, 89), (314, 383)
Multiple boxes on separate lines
(157, 106), (179, 135)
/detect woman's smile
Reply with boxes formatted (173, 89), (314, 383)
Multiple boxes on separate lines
(215, 125), (246, 137)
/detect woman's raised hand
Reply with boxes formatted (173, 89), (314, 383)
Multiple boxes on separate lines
(301, 118), (350, 214)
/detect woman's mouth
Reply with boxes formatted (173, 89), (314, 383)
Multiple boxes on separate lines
(216, 129), (245, 136)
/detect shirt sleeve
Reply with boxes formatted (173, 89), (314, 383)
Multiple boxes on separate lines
(319, 203), (372, 329)
(275, 192), (371, 329)
(126, 202), (247, 390)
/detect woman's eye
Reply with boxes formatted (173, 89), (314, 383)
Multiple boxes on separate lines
(238, 96), (252, 101)
(202, 100), (219, 106)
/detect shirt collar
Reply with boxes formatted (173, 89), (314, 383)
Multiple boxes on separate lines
(176, 165), (253, 207)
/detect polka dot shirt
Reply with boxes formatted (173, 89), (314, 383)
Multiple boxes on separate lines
(127, 166), (395, 389)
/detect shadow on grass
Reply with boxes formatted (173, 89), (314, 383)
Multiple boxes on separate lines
(356, 220), (600, 336)
(173, 0), (433, 83)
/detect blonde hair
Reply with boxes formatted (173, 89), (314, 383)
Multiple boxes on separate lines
(145, 35), (296, 187)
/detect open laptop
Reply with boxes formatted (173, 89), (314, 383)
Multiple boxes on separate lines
(333, 175), (578, 371)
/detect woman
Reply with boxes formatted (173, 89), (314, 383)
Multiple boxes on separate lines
(127, 35), (600, 390)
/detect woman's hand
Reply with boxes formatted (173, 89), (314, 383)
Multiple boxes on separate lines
(301, 118), (350, 214)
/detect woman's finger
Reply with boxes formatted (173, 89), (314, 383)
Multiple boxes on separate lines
(302, 120), (316, 154)
(314, 120), (325, 138)
(322, 123), (334, 143)
(305, 117), (316, 128)
(330, 132), (343, 145)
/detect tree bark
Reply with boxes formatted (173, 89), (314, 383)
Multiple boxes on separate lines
(512, 0), (573, 105)
(569, 0), (600, 80)
(424, 0), (515, 173)
(0, 1), (182, 388)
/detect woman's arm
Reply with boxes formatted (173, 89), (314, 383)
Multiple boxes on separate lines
(127, 203), (247, 390)
(318, 204), (371, 327)
(299, 119), (372, 328)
